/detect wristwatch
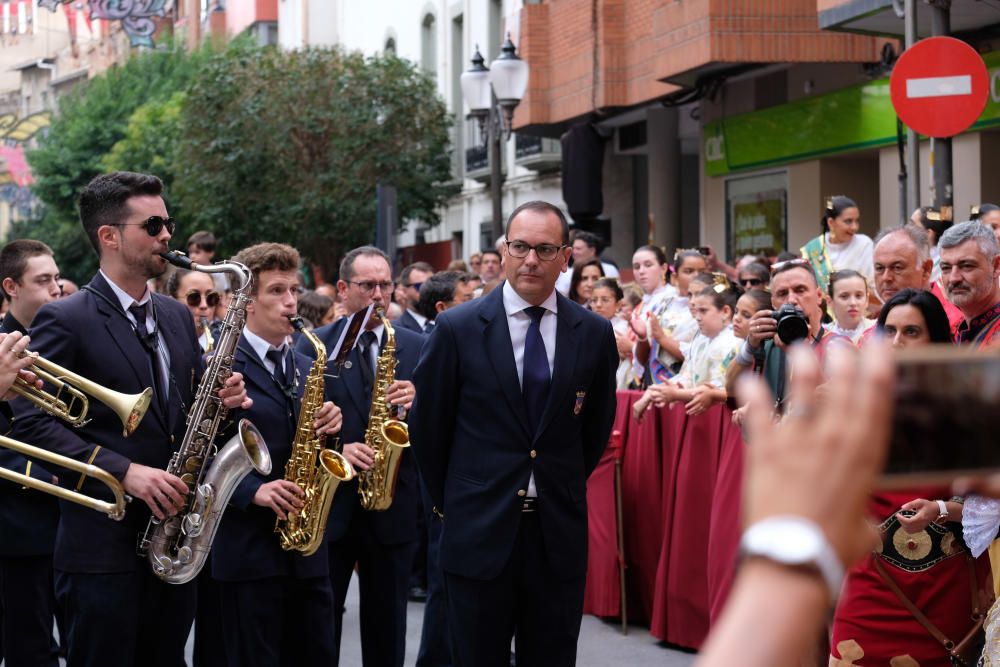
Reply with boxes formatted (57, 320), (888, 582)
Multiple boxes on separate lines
(740, 515), (845, 601)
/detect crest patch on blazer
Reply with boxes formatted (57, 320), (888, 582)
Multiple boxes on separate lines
(574, 391), (586, 415)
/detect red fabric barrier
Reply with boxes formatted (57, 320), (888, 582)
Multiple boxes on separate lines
(584, 391), (745, 649)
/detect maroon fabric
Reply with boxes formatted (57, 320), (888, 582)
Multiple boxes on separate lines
(706, 421), (745, 625)
(584, 392), (745, 646)
(582, 394), (633, 617)
(653, 404), (727, 647)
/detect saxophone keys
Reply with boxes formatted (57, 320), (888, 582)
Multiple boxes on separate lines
(176, 546), (193, 564)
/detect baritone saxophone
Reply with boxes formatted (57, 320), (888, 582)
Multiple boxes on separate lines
(275, 317), (354, 555)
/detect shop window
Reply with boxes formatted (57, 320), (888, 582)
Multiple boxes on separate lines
(725, 172), (788, 260)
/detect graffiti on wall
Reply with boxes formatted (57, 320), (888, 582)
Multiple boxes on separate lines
(38, 0), (171, 49)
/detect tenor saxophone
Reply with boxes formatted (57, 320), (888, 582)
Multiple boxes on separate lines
(138, 251), (272, 584)
(357, 307), (410, 511)
(275, 317), (354, 555)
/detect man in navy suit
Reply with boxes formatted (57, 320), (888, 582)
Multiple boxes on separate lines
(0, 239), (63, 667)
(393, 261), (434, 335)
(409, 201), (617, 667)
(295, 245), (423, 667)
(11, 171), (250, 667)
(212, 242), (342, 666)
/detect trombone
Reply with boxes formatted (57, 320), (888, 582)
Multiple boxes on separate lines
(0, 434), (127, 520)
(13, 352), (153, 437)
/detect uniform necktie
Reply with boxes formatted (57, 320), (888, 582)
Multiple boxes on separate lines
(265, 347), (293, 393)
(358, 330), (377, 395)
(128, 302), (166, 409)
(522, 306), (550, 435)
(424, 320), (435, 334)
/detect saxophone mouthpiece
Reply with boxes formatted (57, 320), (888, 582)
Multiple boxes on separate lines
(160, 250), (194, 270)
(289, 316), (306, 332)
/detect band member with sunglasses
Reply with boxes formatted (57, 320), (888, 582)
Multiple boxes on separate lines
(295, 245), (422, 667)
(166, 268), (220, 353)
(11, 171), (250, 667)
(0, 239), (63, 666)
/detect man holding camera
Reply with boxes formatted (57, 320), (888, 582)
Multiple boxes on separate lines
(726, 259), (846, 411)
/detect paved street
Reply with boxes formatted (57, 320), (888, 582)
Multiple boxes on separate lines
(336, 574), (699, 666)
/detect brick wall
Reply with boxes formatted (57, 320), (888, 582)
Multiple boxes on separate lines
(516, 0), (884, 130)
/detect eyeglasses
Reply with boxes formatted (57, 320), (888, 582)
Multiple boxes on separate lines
(349, 280), (394, 294)
(739, 278), (765, 287)
(116, 216), (176, 237)
(770, 258), (812, 274)
(505, 240), (566, 261)
(186, 290), (220, 308)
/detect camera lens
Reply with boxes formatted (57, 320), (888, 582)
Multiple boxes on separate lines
(775, 305), (809, 344)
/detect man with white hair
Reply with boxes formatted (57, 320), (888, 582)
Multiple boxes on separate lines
(939, 221), (1000, 346)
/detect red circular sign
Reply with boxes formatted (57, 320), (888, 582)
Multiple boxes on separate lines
(890, 36), (989, 138)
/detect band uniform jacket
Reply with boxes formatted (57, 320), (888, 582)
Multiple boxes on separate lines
(392, 309), (424, 335)
(211, 338), (328, 581)
(10, 272), (204, 573)
(294, 317), (424, 546)
(0, 312), (59, 557)
(409, 286), (618, 581)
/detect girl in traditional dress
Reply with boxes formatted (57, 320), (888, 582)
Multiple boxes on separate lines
(824, 270), (875, 345)
(630, 248), (705, 386)
(589, 277), (634, 390)
(632, 286), (741, 420)
(802, 195), (874, 292)
(830, 289), (989, 667)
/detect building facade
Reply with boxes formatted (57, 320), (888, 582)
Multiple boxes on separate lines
(277, 0), (563, 266)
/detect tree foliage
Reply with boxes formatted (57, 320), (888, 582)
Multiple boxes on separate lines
(173, 46), (455, 278)
(20, 42), (210, 282)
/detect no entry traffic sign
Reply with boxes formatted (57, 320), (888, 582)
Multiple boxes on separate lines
(890, 36), (989, 138)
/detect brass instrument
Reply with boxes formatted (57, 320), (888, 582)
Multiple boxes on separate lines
(357, 307), (409, 511)
(140, 251), (271, 584)
(200, 316), (215, 354)
(13, 352), (153, 437)
(0, 434), (127, 520)
(275, 316), (353, 555)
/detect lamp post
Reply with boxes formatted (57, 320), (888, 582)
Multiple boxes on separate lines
(461, 35), (529, 242)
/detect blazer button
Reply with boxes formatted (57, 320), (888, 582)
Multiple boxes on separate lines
(517, 489), (526, 497)
(529, 449), (537, 459)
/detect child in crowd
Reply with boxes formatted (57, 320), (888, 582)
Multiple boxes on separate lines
(632, 286), (741, 420)
(589, 278), (635, 389)
(732, 289), (771, 340)
(824, 269), (874, 344)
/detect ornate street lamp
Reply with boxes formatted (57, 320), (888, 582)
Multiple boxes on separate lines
(460, 34), (529, 242)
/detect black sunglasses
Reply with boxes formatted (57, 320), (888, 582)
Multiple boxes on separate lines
(739, 278), (764, 287)
(117, 216), (176, 237)
(185, 290), (220, 308)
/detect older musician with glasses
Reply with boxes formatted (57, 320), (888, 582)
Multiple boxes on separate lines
(166, 268), (220, 353)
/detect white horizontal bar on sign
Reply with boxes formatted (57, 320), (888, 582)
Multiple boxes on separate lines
(906, 75), (972, 99)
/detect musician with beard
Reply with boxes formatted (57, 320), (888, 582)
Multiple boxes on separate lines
(11, 172), (250, 667)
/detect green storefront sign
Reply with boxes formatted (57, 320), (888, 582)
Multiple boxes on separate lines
(705, 50), (1000, 177)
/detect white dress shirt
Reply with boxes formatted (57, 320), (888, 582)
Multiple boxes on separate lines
(502, 281), (558, 498)
(101, 270), (171, 395)
(242, 326), (289, 376)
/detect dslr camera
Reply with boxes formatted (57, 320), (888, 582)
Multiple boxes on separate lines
(774, 304), (809, 344)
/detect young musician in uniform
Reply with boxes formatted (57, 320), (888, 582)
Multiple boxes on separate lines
(10, 171), (250, 667)
(0, 240), (63, 666)
(211, 242), (343, 666)
(294, 245), (423, 667)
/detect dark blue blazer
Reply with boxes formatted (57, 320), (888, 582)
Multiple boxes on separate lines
(0, 312), (60, 557)
(295, 316), (424, 546)
(409, 285), (617, 581)
(211, 337), (328, 582)
(11, 272), (204, 573)
(392, 309), (425, 335)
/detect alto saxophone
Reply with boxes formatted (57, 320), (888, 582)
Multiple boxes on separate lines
(357, 307), (410, 511)
(275, 317), (354, 555)
(138, 251), (272, 584)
